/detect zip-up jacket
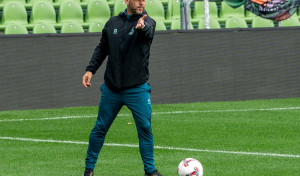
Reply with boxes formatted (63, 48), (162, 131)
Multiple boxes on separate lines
(86, 10), (156, 92)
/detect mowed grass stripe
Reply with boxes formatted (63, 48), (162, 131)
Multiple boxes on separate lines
(1, 137), (300, 158)
(1, 106), (300, 122)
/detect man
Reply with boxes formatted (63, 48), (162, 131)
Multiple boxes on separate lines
(82, 0), (162, 175)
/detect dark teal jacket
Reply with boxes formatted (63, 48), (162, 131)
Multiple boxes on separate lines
(86, 10), (156, 92)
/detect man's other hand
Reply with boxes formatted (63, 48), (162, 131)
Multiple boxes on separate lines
(82, 71), (93, 88)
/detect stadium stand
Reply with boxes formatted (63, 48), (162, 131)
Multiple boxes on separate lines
(280, 16), (300, 27)
(193, 1), (218, 20)
(244, 9), (258, 23)
(155, 20), (167, 30)
(251, 17), (274, 28)
(57, 0), (84, 24)
(88, 22), (105, 32)
(2, 0), (26, 4)
(85, 0), (110, 24)
(145, 0), (165, 21)
(4, 24), (28, 34)
(166, 0), (180, 20)
(61, 23), (84, 33)
(225, 17), (248, 28)
(198, 18), (221, 29)
(170, 20), (193, 30)
(27, 0), (53, 5)
(54, 0), (81, 4)
(32, 23), (57, 34)
(219, 1), (245, 19)
(166, 0), (192, 23)
(107, 0), (118, 6)
(1, 2), (28, 25)
(245, 10), (257, 18)
(112, 0), (126, 16)
(29, 2), (56, 24)
(0, 0), (300, 34)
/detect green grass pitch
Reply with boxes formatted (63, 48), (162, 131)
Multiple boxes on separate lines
(0, 98), (300, 175)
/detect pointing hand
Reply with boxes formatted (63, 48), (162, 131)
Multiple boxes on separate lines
(136, 15), (147, 29)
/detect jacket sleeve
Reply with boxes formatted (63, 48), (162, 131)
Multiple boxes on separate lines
(138, 17), (156, 40)
(85, 22), (109, 74)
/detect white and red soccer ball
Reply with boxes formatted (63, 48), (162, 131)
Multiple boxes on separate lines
(177, 158), (203, 176)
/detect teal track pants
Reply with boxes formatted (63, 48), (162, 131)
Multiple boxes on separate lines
(85, 83), (155, 174)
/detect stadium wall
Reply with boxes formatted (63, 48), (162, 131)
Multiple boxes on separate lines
(0, 28), (300, 110)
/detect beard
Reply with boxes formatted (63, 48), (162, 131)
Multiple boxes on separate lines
(128, 2), (144, 14)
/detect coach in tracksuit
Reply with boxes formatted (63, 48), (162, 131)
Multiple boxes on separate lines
(81, 0), (162, 175)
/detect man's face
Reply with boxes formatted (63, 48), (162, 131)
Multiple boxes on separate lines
(126, 0), (146, 15)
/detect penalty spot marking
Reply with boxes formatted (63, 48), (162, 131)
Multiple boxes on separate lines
(0, 137), (299, 159)
(1, 107), (300, 122)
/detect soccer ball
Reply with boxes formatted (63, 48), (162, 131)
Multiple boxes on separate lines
(177, 158), (203, 176)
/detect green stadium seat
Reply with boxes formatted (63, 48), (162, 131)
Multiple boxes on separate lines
(106, 0), (117, 5)
(245, 10), (257, 18)
(170, 20), (193, 30)
(2, 0), (26, 4)
(225, 17), (248, 28)
(4, 24), (28, 34)
(33, 23), (57, 34)
(57, 0), (84, 24)
(29, 2), (56, 24)
(82, 0), (108, 6)
(88, 22), (105, 32)
(166, 0), (180, 20)
(193, 1), (218, 20)
(79, 0), (94, 2)
(54, 0), (81, 4)
(251, 17), (274, 28)
(166, 0), (192, 22)
(85, 0), (110, 23)
(159, 0), (168, 4)
(155, 20), (166, 30)
(27, 0), (53, 4)
(61, 23), (84, 33)
(112, 0), (126, 16)
(145, 0), (165, 21)
(219, 1), (245, 19)
(1, 2), (28, 25)
(280, 16), (300, 27)
(198, 18), (221, 29)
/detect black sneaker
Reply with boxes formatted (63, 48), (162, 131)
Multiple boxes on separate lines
(83, 168), (94, 176)
(145, 169), (163, 176)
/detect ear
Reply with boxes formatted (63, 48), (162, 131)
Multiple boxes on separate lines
(124, 0), (129, 5)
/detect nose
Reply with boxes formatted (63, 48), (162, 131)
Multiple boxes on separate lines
(138, 0), (145, 5)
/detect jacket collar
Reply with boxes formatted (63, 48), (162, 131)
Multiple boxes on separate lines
(119, 9), (148, 21)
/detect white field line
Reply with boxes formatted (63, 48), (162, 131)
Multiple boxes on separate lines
(0, 137), (299, 158)
(0, 115), (97, 122)
(0, 107), (300, 122)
